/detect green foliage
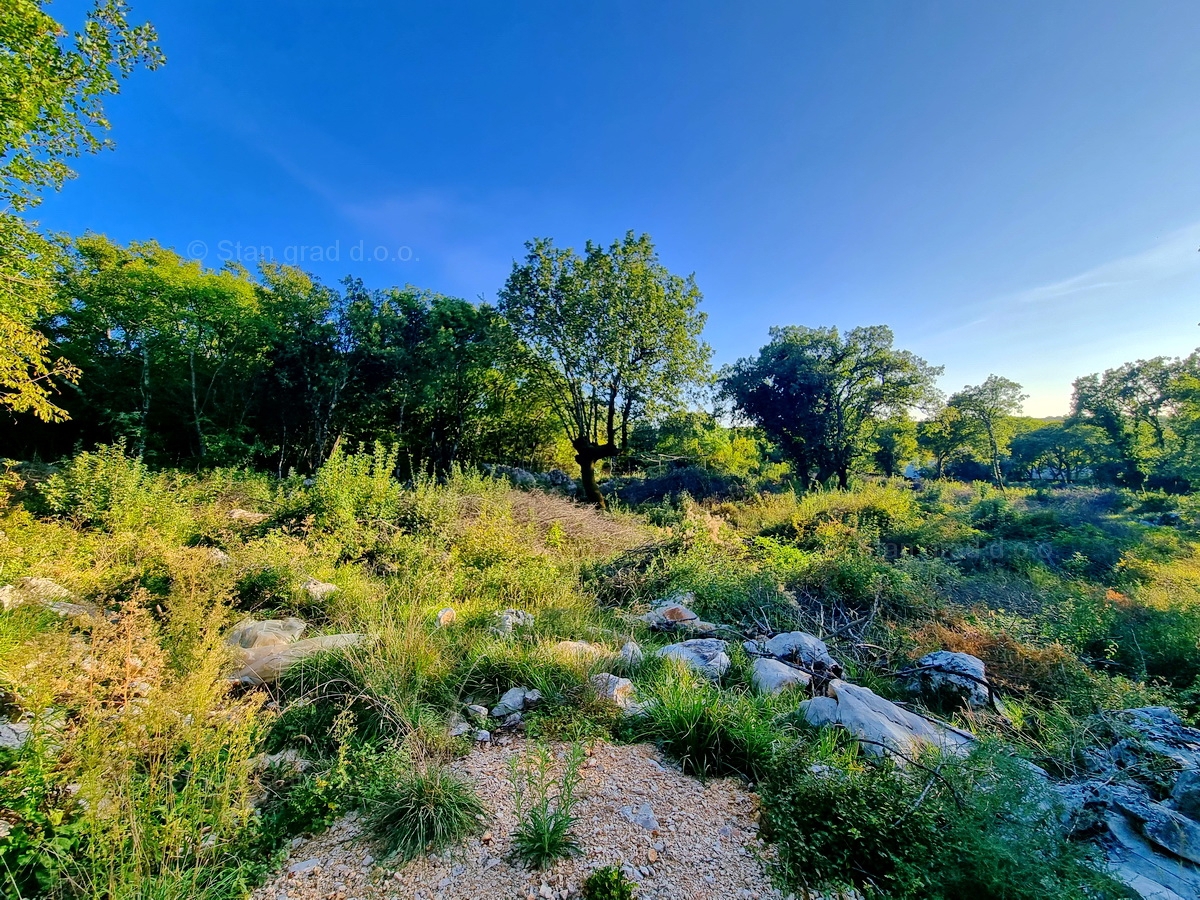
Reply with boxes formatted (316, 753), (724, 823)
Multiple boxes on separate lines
(365, 764), (485, 861)
(498, 232), (711, 506)
(581, 865), (637, 900)
(720, 324), (941, 488)
(627, 661), (779, 781)
(760, 744), (1117, 900)
(0, 0), (161, 422)
(508, 742), (586, 869)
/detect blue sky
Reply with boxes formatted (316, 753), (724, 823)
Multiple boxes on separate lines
(35, 1), (1200, 415)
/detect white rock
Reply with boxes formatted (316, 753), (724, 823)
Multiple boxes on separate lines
(492, 608), (534, 635)
(226, 618), (307, 649)
(762, 632), (840, 672)
(228, 508), (269, 524)
(750, 657), (812, 695)
(620, 641), (644, 666)
(435, 607), (456, 627)
(229, 633), (366, 685)
(620, 801), (660, 831)
(589, 672), (642, 714)
(907, 650), (991, 710)
(657, 639), (730, 680)
(288, 858), (322, 876)
(0, 720), (30, 750)
(800, 679), (974, 759)
(301, 578), (338, 602)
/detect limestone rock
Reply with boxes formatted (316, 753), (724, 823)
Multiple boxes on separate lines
(762, 631), (841, 675)
(435, 607), (456, 627)
(229, 633), (366, 685)
(1058, 781), (1200, 899)
(620, 801), (660, 831)
(0, 577), (100, 618)
(751, 657), (812, 695)
(907, 650), (991, 710)
(227, 618), (307, 650)
(589, 672), (642, 714)
(1172, 771), (1200, 822)
(491, 686), (541, 717)
(0, 719), (30, 750)
(657, 638), (730, 680)
(492, 608), (534, 635)
(301, 578), (338, 602)
(620, 641), (644, 666)
(228, 508), (269, 524)
(640, 596), (700, 630)
(800, 679), (974, 759)
(204, 547), (231, 566)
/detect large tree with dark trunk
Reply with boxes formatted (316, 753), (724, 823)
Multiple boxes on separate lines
(720, 325), (941, 489)
(498, 232), (710, 507)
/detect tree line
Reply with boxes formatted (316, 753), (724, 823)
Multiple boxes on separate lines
(5, 1), (1200, 504)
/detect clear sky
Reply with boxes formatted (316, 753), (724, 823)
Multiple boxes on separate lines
(34, 1), (1200, 415)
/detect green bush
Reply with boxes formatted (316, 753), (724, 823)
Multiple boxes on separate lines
(581, 865), (637, 900)
(759, 743), (1119, 900)
(365, 764), (485, 861)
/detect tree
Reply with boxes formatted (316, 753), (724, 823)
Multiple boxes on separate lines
(720, 325), (941, 489)
(498, 232), (710, 507)
(917, 405), (980, 478)
(872, 413), (918, 478)
(0, 0), (162, 420)
(949, 376), (1027, 486)
(52, 235), (266, 463)
(1070, 357), (1182, 488)
(1008, 422), (1108, 484)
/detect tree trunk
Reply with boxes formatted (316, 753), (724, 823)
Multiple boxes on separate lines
(138, 342), (150, 457)
(578, 453), (605, 509)
(573, 437), (615, 509)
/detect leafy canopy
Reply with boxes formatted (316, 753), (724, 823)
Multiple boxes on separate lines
(720, 325), (941, 488)
(0, 0), (162, 421)
(498, 231), (710, 505)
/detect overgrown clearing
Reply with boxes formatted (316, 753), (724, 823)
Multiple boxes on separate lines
(6, 446), (1200, 898)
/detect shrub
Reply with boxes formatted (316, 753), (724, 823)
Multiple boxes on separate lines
(508, 742), (585, 869)
(581, 865), (637, 900)
(365, 764), (485, 861)
(759, 743), (1118, 900)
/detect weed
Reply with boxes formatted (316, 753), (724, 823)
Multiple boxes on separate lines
(508, 742), (586, 869)
(581, 865), (637, 900)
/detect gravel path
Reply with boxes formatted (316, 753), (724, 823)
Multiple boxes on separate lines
(254, 739), (788, 900)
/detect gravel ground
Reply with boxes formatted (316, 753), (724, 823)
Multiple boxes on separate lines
(254, 738), (790, 900)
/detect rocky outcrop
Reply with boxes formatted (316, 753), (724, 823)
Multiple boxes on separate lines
(1057, 781), (1200, 900)
(799, 679), (974, 759)
(905, 650), (992, 711)
(656, 638), (730, 680)
(1054, 707), (1200, 900)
